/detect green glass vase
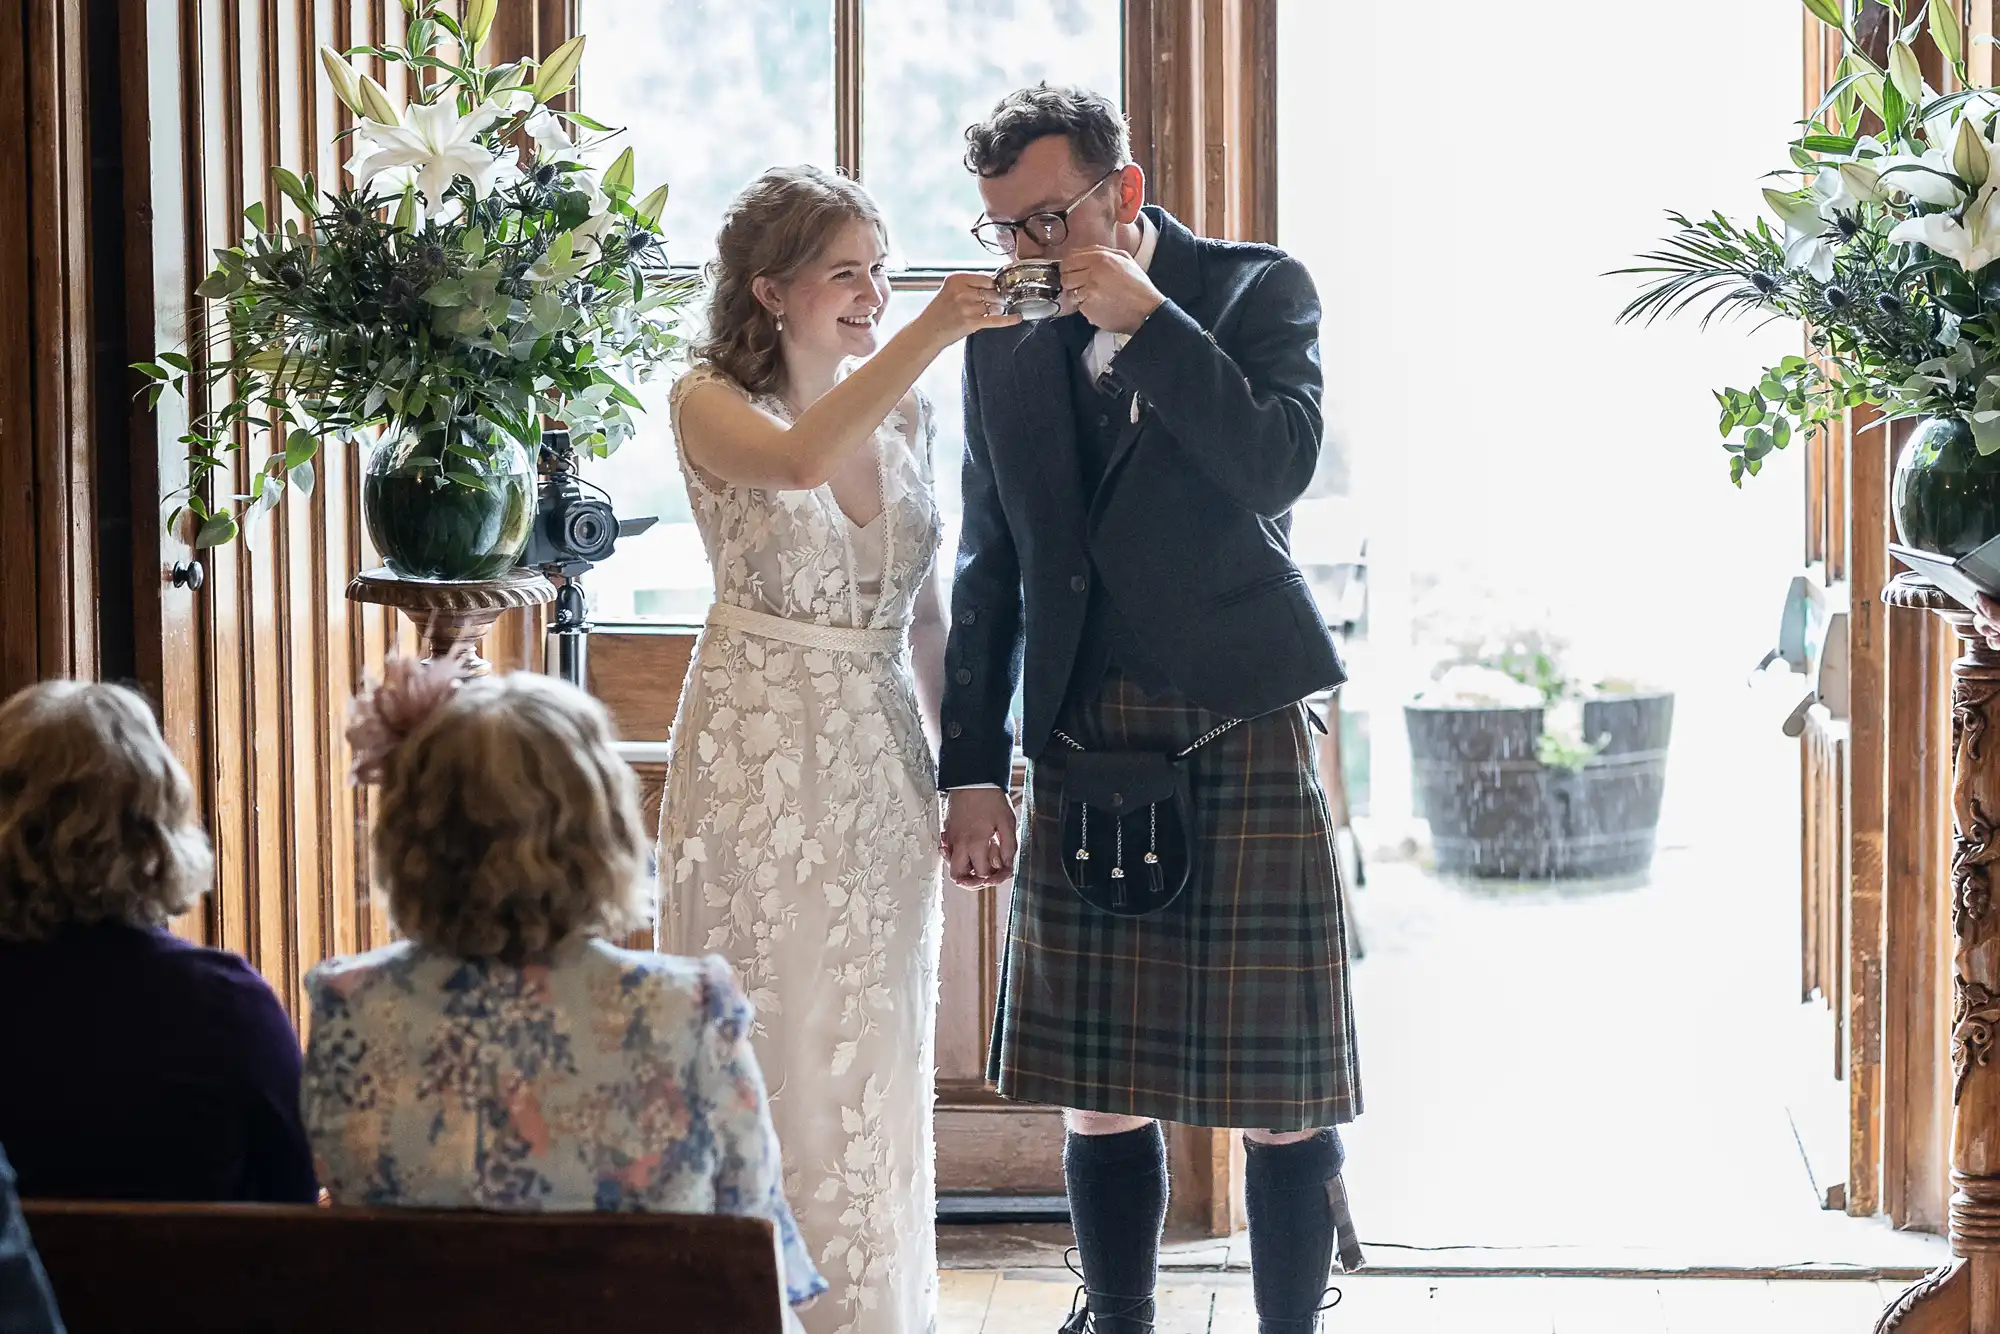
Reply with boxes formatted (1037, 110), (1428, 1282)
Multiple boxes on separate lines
(1893, 414), (2000, 557)
(362, 424), (534, 581)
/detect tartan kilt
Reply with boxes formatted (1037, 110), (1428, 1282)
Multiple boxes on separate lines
(988, 669), (1364, 1131)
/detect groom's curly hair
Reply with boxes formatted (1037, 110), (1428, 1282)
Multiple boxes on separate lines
(964, 83), (1130, 179)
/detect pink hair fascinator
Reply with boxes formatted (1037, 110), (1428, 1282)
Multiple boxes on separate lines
(346, 651), (475, 785)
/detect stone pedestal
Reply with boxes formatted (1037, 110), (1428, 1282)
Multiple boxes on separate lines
(345, 567), (554, 676)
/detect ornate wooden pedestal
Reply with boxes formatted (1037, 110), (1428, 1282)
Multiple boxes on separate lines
(1880, 574), (1999, 1333)
(345, 567), (555, 676)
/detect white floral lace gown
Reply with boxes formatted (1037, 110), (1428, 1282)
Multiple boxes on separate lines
(657, 364), (942, 1334)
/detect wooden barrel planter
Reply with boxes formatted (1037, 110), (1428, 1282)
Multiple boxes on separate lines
(1405, 692), (1675, 879)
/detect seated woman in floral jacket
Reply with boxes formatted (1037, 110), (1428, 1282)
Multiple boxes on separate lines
(302, 663), (823, 1321)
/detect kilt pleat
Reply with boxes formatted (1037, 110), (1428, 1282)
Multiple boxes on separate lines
(988, 670), (1363, 1131)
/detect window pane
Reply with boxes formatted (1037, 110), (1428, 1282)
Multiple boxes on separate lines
(582, 375), (713, 624)
(862, 1), (1123, 268)
(580, 1), (837, 622)
(583, 1), (836, 265)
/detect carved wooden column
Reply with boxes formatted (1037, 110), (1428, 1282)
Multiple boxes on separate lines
(1879, 573), (2000, 1333)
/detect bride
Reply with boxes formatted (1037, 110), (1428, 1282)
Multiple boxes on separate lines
(656, 164), (1017, 1334)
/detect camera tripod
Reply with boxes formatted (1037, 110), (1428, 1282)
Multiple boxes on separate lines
(545, 573), (591, 690)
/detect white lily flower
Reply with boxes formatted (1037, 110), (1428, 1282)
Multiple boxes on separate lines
(1836, 160), (1887, 205)
(524, 108), (580, 163)
(1876, 147), (1968, 207)
(1813, 164), (1868, 220)
(1926, 87), (2000, 150)
(1786, 231), (1838, 282)
(345, 95), (514, 218)
(1766, 186), (1838, 282)
(560, 171), (616, 263)
(1890, 181), (2000, 271)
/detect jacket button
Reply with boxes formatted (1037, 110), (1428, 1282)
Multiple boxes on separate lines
(947, 722), (963, 739)
(959, 610), (976, 626)
(1071, 575), (1088, 593)
(1111, 792), (1124, 807)
(955, 668), (972, 685)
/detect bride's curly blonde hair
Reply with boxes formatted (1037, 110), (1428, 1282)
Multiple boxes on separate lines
(692, 164), (886, 393)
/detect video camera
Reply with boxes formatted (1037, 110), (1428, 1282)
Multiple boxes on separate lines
(520, 427), (657, 687)
(521, 428), (657, 575)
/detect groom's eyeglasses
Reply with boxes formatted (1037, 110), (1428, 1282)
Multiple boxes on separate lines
(970, 166), (1123, 256)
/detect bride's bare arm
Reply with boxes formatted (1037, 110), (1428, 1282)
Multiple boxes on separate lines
(911, 566), (946, 754)
(679, 274), (1017, 492)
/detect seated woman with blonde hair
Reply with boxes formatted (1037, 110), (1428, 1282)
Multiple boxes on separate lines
(0, 681), (316, 1203)
(303, 662), (823, 1318)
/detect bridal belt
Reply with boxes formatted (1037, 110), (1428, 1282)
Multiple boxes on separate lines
(704, 602), (905, 656)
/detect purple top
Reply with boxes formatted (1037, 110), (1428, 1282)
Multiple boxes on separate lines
(0, 924), (316, 1203)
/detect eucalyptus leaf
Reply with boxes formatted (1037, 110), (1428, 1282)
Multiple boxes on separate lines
(243, 201), (267, 232)
(195, 512), (239, 548)
(285, 428), (318, 467)
(1974, 410), (2000, 456)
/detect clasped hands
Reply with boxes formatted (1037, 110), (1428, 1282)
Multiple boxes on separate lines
(940, 787), (1018, 890)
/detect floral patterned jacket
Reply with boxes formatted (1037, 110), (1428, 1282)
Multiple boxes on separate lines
(301, 936), (825, 1312)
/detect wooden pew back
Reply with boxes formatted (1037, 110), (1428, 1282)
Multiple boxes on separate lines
(23, 1201), (783, 1334)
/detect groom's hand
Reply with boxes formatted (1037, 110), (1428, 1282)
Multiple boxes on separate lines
(1062, 246), (1166, 336)
(942, 787), (1019, 889)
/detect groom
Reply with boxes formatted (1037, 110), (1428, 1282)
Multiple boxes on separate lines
(938, 85), (1363, 1333)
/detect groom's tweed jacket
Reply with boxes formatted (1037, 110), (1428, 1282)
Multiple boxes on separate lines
(936, 206), (1345, 787)
(938, 208), (1363, 1160)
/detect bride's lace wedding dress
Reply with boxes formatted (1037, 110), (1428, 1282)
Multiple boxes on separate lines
(657, 363), (943, 1334)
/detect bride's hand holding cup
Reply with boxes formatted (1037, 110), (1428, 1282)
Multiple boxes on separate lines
(915, 271), (1023, 348)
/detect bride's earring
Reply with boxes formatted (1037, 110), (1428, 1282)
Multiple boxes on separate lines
(774, 313), (785, 333)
